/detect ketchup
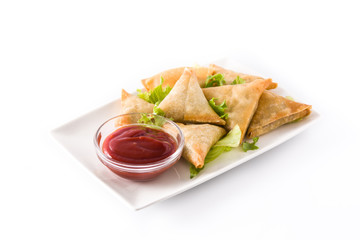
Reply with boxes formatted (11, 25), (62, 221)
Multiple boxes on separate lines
(102, 125), (177, 165)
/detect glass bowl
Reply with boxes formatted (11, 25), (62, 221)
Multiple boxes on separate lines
(94, 113), (184, 181)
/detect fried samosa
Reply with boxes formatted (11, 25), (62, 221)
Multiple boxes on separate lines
(202, 78), (272, 143)
(158, 68), (226, 125)
(177, 123), (226, 168)
(141, 66), (213, 91)
(247, 91), (312, 138)
(209, 64), (278, 90)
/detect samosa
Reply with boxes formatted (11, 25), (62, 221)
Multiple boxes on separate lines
(158, 68), (226, 125)
(247, 91), (312, 138)
(177, 123), (226, 168)
(202, 78), (272, 143)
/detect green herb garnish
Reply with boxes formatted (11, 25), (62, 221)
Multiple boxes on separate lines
(138, 113), (166, 127)
(153, 104), (165, 116)
(242, 137), (259, 152)
(137, 77), (172, 105)
(231, 76), (245, 85)
(204, 74), (226, 88)
(208, 98), (228, 119)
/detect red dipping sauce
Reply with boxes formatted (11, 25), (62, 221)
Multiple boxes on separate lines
(95, 113), (184, 181)
(102, 125), (177, 165)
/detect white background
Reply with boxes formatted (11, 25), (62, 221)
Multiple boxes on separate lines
(1, 0), (360, 239)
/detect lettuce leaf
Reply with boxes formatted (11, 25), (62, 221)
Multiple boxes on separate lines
(153, 104), (165, 116)
(137, 88), (170, 128)
(214, 125), (241, 148)
(138, 114), (154, 125)
(231, 76), (245, 85)
(204, 74), (226, 88)
(190, 125), (241, 178)
(138, 113), (166, 128)
(137, 77), (172, 105)
(242, 137), (259, 152)
(208, 98), (228, 119)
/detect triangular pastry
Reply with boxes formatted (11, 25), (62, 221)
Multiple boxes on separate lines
(176, 123), (226, 168)
(209, 64), (278, 90)
(247, 91), (312, 138)
(202, 78), (272, 143)
(141, 66), (213, 91)
(158, 68), (226, 125)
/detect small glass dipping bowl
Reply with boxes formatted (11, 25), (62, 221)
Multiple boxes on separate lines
(94, 113), (184, 181)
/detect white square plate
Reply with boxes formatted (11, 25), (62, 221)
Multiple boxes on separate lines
(51, 58), (320, 210)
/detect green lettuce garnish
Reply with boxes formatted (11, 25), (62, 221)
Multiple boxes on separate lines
(214, 126), (242, 148)
(153, 104), (165, 116)
(137, 102), (169, 127)
(190, 125), (241, 178)
(137, 77), (172, 105)
(208, 98), (228, 119)
(285, 96), (294, 101)
(231, 76), (245, 85)
(138, 113), (166, 127)
(242, 137), (259, 152)
(136, 80), (170, 128)
(204, 74), (226, 88)
(138, 114), (154, 125)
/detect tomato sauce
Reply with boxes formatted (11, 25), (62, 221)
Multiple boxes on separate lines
(102, 125), (177, 165)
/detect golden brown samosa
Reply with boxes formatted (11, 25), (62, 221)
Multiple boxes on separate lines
(158, 68), (226, 125)
(202, 78), (272, 143)
(209, 64), (278, 90)
(247, 91), (312, 138)
(141, 66), (213, 91)
(177, 123), (226, 168)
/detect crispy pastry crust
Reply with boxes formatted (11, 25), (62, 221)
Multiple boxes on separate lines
(177, 123), (226, 168)
(247, 91), (312, 138)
